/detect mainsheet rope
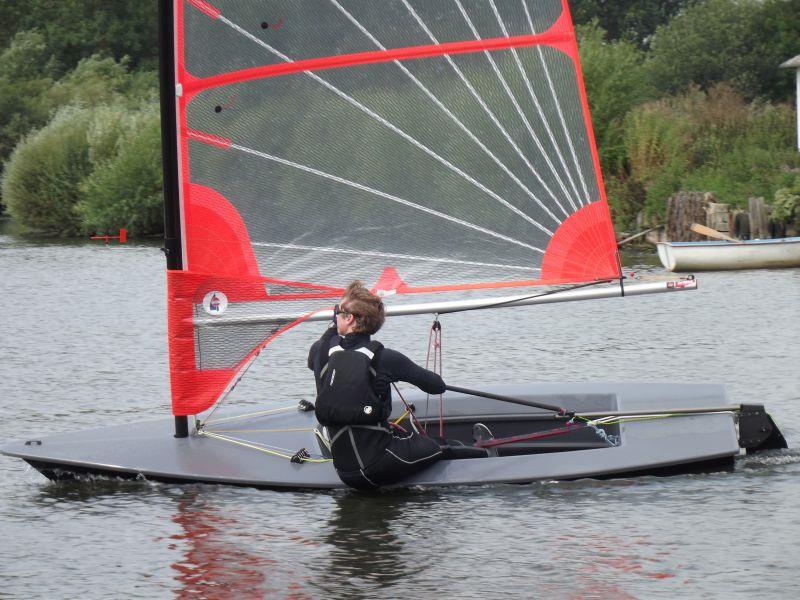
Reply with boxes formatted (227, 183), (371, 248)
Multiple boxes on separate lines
(424, 316), (445, 437)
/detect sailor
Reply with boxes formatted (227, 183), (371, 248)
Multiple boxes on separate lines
(308, 280), (445, 490)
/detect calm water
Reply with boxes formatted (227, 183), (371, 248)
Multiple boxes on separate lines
(1, 231), (799, 599)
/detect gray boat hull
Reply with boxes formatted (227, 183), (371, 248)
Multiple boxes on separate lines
(2, 383), (743, 489)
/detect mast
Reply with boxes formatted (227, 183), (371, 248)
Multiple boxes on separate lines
(158, 0), (188, 438)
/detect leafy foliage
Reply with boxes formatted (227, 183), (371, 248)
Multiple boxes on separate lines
(1, 0), (798, 237)
(616, 85), (799, 224)
(2, 107), (94, 234)
(2, 103), (163, 236)
(78, 108), (163, 237)
(0, 0), (158, 76)
(772, 175), (800, 228)
(0, 31), (54, 160)
(647, 0), (800, 102)
(576, 22), (655, 174)
(570, 0), (691, 49)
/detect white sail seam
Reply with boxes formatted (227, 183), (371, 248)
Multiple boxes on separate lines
(454, 0), (570, 217)
(227, 142), (545, 253)
(400, 0), (564, 222)
(521, 1), (591, 202)
(250, 241), (541, 272)
(329, 0), (557, 225)
(489, 0), (580, 210)
(217, 14), (556, 234)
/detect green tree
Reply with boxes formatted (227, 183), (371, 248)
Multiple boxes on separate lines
(0, 30), (54, 160)
(647, 0), (800, 102)
(577, 22), (655, 174)
(47, 54), (158, 109)
(570, 0), (692, 48)
(2, 0), (158, 76)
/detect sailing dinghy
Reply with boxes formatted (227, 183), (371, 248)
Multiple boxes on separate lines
(2, 0), (786, 488)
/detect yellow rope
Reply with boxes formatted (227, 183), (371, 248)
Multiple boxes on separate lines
(198, 430), (332, 463)
(392, 410), (410, 426)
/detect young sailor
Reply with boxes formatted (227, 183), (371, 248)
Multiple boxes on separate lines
(308, 280), (445, 490)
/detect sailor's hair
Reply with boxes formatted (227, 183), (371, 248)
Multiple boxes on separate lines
(342, 280), (385, 335)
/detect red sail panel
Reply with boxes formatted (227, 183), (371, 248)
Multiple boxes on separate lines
(167, 0), (619, 415)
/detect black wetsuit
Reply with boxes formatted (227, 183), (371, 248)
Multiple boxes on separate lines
(308, 327), (445, 490)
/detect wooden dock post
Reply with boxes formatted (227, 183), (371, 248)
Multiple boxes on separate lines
(665, 191), (712, 241)
(749, 197), (770, 239)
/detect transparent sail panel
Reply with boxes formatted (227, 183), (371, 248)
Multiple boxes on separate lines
(186, 43), (600, 286)
(169, 0), (618, 410)
(184, 0), (564, 78)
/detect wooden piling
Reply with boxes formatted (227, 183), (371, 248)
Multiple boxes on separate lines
(665, 191), (712, 241)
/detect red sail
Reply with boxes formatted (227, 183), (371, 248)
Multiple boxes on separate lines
(166, 0), (619, 415)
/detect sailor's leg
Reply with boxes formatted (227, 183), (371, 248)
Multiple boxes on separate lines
(363, 431), (443, 486)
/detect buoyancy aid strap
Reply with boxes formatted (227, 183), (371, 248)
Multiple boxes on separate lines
(348, 428), (366, 470)
(365, 340), (383, 378)
(320, 344), (343, 378)
(321, 342), (383, 378)
(329, 424), (390, 446)
(347, 424), (393, 470)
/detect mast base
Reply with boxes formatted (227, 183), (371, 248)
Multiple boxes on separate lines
(174, 416), (189, 438)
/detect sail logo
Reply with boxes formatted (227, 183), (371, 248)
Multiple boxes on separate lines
(202, 291), (228, 316)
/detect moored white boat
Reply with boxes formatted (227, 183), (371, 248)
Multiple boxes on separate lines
(658, 237), (800, 271)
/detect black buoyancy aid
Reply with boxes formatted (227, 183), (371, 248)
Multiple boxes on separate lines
(314, 340), (386, 426)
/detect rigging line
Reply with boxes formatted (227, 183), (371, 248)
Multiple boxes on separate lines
(250, 241), (541, 272)
(330, 0), (559, 226)
(228, 141), (548, 251)
(454, 0), (572, 216)
(488, 0), (580, 210)
(521, 1), (590, 202)
(199, 430), (332, 463)
(198, 348), (265, 428)
(204, 404), (298, 426)
(217, 15), (556, 233)
(400, 0), (567, 221)
(433, 278), (612, 315)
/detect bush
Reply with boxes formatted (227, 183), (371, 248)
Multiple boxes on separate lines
(2, 102), (163, 236)
(2, 106), (94, 234)
(77, 106), (163, 236)
(577, 22), (655, 174)
(772, 175), (800, 229)
(47, 54), (156, 109)
(619, 84), (800, 221)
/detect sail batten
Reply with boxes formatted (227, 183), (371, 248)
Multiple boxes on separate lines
(166, 0), (623, 416)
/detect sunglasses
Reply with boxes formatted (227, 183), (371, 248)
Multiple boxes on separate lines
(333, 304), (350, 317)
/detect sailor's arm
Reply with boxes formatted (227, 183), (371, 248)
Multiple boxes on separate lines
(381, 349), (446, 395)
(307, 325), (339, 371)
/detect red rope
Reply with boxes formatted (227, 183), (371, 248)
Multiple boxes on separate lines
(475, 422), (583, 448)
(424, 319), (444, 437)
